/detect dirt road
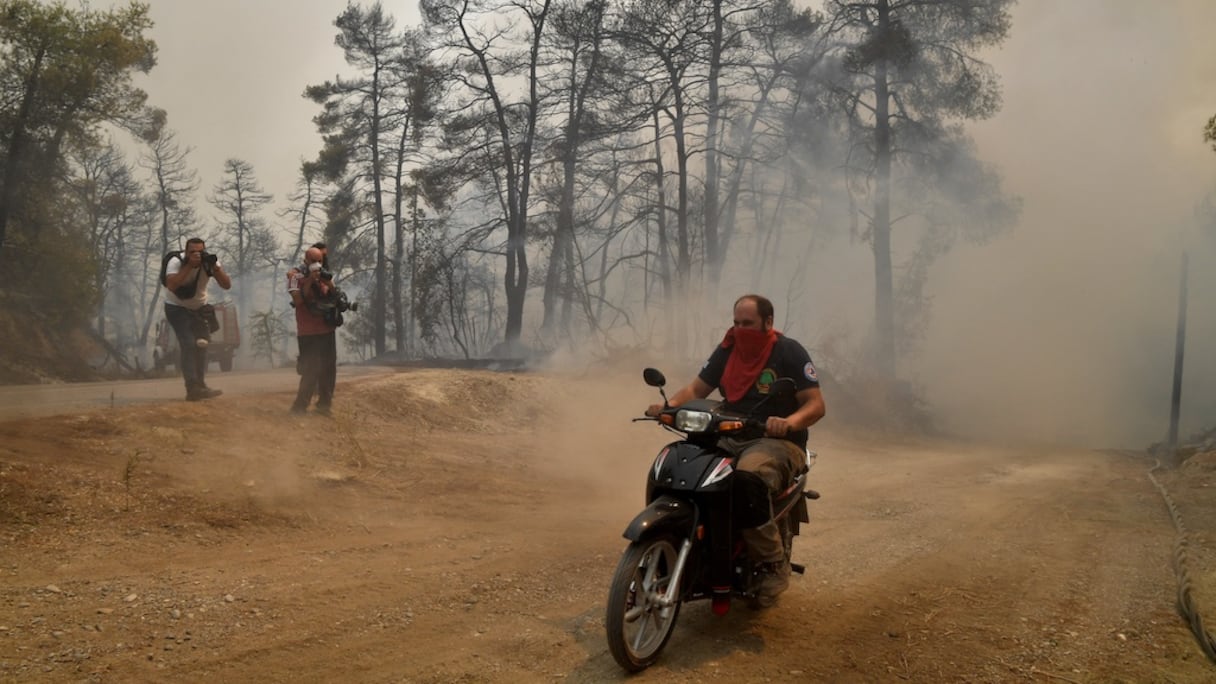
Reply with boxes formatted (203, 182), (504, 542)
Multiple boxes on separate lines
(1, 368), (1213, 682)
(0, 365), (390, 420)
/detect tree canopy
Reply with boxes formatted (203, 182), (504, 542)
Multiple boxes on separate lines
(0, 0), (156, 324)
(0, 0), (1033, 402)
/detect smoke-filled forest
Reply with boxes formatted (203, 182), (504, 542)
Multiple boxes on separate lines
(1, 0), (1215, 448)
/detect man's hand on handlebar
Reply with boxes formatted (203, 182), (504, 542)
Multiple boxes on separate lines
(645, 404), (664, 418)
(765, 416), (793, 438)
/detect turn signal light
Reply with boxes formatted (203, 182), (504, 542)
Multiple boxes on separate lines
(719, 420), (743, 431)
(659, 414), (674, 425)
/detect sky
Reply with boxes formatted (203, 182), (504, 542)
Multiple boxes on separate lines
(95, 0), (1216, 449)
(108, 0), (419, 204)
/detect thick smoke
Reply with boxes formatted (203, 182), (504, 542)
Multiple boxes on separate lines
(915, 0), (1216, 448)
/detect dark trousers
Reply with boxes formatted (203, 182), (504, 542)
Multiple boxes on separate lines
(293, 332), (336, 410)
(165, 303), (208, 390)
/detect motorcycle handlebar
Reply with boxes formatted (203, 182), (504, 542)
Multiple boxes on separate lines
(632, 413), (769, 438)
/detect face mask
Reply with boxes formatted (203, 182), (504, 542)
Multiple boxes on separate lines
(308, 262), (322, 273)
(731, 326), (773, 358)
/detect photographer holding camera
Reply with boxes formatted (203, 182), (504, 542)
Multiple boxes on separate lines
(287, 246), (338, 416)
(163, 237), (231, 401)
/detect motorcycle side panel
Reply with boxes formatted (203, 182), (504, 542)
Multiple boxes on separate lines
(648, 442), (733, 497)
(731, 470), (772, 529)
(622, 495), (696, 541)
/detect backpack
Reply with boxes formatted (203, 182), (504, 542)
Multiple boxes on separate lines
(159, 250), (201, 300)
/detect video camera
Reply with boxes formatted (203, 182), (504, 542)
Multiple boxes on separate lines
(312, 284), (358, 327)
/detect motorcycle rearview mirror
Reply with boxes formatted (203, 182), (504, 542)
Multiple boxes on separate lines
(642, 367), (669, 408)
(642, 368), (666, 387)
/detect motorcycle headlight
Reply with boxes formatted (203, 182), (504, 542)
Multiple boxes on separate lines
(674, 409), (712, 432)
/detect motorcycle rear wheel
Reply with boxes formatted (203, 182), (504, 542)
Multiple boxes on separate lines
(605, 535), (682, 672)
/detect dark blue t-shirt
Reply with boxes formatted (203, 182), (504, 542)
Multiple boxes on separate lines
(697, 334), (820, 446)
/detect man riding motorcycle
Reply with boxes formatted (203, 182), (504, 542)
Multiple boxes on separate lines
(646, 294), (826, 607)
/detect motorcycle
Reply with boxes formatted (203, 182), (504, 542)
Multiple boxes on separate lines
(604, 367), (819, 672)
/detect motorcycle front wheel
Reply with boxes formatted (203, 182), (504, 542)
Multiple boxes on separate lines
(605, 535), (683, 672)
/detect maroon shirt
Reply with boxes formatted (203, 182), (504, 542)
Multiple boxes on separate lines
(287, 270), (337, 336)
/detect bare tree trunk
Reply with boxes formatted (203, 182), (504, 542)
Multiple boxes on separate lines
(702, 0), (724, 281)
(502, 4), (549, 346)
(670, 69), (691, 290)
(408, 188), (421, 357)
(0, 47), (45, 260)
(392, 121), (408, 355)
(445, 256), (471, 359)
(651, 107), (672, 302)
(559, 229), (575, 331)
(371, 93), (388, 357)
(138, 195), (171, 347)
(293, 173), (314, 264)
(871, 2), (896, 381)
(542, 144), (576, 332)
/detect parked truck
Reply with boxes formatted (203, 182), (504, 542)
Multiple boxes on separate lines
(153, 301), (241, 373)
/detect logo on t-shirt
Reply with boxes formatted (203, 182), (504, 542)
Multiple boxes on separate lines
(757, 368), (777, 393)
(804, 361), (818, 382)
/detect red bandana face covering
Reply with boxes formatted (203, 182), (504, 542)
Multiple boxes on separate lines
(720, 326), (779, 403)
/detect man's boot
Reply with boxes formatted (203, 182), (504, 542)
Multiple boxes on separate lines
(186, 385), (222, 401)
(753, 560), (790, 608)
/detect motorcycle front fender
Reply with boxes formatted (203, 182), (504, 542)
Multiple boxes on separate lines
(622, 495), (696, 542)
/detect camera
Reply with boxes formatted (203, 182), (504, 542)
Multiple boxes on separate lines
(313, 286), (358, 327)
(202, 252), (218, 266)
(330, 289), (358, 315)
(319, 269), (334, 281)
